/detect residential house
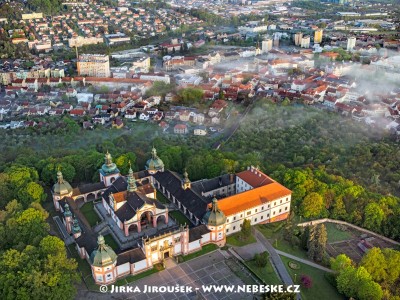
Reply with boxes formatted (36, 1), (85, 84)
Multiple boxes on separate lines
(174, 124), (188, 134)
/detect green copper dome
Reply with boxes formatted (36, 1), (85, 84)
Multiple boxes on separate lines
(101, 151), (119, 175)
(145, 147), (164, 172)
(52, 171), (73, 196)
(203, 197), (226, 226)
(72, 218), (81, 234)
(90, 235), (117, 268)
(63, 203), (72, 217)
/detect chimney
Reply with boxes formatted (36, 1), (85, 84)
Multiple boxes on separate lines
(230, 174), (234, 184)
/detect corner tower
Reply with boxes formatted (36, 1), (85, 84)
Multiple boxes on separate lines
(202, 197), (227, 246)
(52, 170), (73, 211)
(99, 151), (120, 187)
(145, 147), (164, 174)
(90, 235), (118, 284)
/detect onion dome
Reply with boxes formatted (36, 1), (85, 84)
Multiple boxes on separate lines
(101, 151), (118, 175)
(90, 235), (117, 268)
(72, 218), (81, 234)
(63, 203), (72, 217)
(52, 170), (73, 196)
(202, 197), (226, 226)
(145, 147), (164, 172)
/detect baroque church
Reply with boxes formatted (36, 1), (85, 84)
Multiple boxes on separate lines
(52, 147), (292, 285)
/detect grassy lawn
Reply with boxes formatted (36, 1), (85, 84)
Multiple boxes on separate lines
(169, 210), (191, 226)
(280, 256), (345, 300)
(103, 234), (119, 252)
(80, 202), (101, 227)
(246, 259), (282, 285)
(225, 258), (258, 285)
(156, 190), (170, 204)
(182, 244), (218, 262)
(325, 223), (353, 243)
(226, 232), (256, 247)
(257, 223), (308, 259)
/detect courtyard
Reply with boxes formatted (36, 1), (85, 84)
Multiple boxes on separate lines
(75, 250), (254, 300)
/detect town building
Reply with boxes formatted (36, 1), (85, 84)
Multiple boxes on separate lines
(262, 38), (273, 53)
(77, 54), (111, 78)
(294, 32), (303, 46)
(347, 36), (356, 52)
(301, 36), (311, 48)
(314, 29), (323, 44)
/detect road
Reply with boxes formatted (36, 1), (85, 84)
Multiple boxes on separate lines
(275, 250), (334, 273)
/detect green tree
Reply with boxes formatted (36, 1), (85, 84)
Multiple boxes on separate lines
(330, 254), (353, 273)
(254, 251), (269, 268)
(177, 87), (204, 106)
(41, 162), (76, 185)
(360, 247), (387, 283)
(363, 202), (385, 230)
(115, 152), (137, 174)
(6, 166), (39, 189)
(300, 192), (324, 218)
(0, 236), (79, 300)
(17, 182), (45, 207)
(307, 224), (327, 262)
(241, 219), (252, 240)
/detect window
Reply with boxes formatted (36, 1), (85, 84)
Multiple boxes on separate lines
(226, 229), (229, 233)
(247, 211), (251, 215)
(268, 204), (270, 208)
(267, 214), (269, 218)
(261, 216), (264, 220)
(151, 246), (157, 252)
(262, 206), (264, 210)
(273, 211), (275, 215)
(286, 197), (289, 202)
(254, 218), (257, 222)
(233, 216), (236, 221)
(175, 237), (181, 243)
(240, 224), (242, 228)
(274, 202), (276, 206)
(226, 218), (229, 222)
(233, 226), (236, 230)
(240, 214), (243, 218)
(285, 206), (288, 211)
(280, 199), (282, 204)
(255, 209), (258, 213)
(106, 273), (112, 278)
(279, 209), (282, 213)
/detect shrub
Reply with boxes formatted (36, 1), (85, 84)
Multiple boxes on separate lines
(300, 274), (313, 289)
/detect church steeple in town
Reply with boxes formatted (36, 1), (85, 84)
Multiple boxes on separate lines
(127, 161), (137, 193)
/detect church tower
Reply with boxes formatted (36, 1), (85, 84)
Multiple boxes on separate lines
(145, 147), (164, 174)
(202, 197), (227, 246)
(127, 162), (137, 193)
(90, 235), (118, 284)
(52, 170), (73, 211)
(99, 151), (121, 187)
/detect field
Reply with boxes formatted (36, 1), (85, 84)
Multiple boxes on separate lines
(245, 259), (282, 285)
(169, 210), (192, 226)
(103, 234), (119, 252)
(80, 201), (101, 227)
(256, 222), (309, 259)
(226, 231), (257, 247)
(325, 222), (353, 243)
(156, 190), (170, 204)
(280, 256), (345, 300)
